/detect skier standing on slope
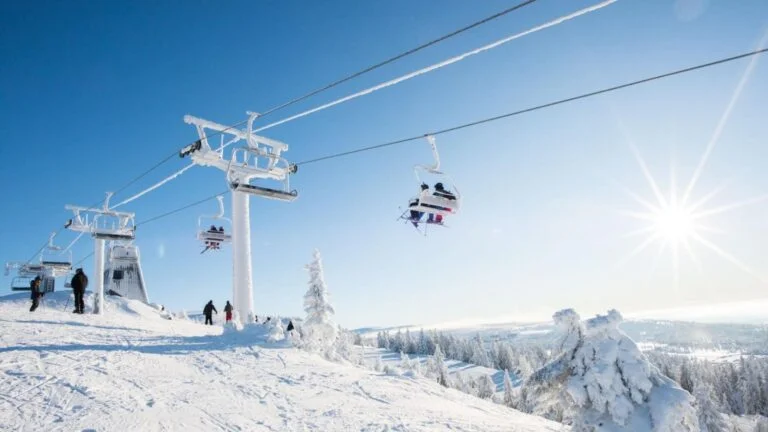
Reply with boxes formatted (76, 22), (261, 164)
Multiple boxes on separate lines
(29, 276), (42, 312)
(203, 300), (217, 325)
(70, 268), (88, 314)
(224, 301), (233, 323)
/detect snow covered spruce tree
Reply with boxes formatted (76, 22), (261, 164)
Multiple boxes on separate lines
(302, 249), (337, 352)
(523, 309), (699, 431)
(694, 382), (729, 432)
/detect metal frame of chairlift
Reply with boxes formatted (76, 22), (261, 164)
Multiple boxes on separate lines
(64, 192), (137, 314)
(182, 112), (299, 202)
(408, 135), (461, 217)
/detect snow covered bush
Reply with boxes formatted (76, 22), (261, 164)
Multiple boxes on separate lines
(301, 249), (337, 352)
(267, 316), (286, 342)
(523, 308), (699, 431)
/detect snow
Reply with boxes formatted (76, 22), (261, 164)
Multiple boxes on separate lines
(523, 309), (699, 431)
(0, 291), (565, 431)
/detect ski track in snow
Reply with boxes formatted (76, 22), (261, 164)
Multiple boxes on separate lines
(0, 293), (566, 431)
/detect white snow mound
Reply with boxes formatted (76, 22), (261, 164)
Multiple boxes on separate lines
(0, 292), (565, 431)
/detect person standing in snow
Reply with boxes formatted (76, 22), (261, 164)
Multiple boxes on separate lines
(70, 268), (88, 314)
(29, 276), (42, 312)
(203, 300), (217, 325)
(224, 301), (233, 323)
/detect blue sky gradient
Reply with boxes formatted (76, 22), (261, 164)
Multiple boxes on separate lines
(1, 0), (767, 327)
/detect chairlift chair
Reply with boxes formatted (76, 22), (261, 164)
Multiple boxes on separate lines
(196, 196), (232, 252)
(92, 213), (136, 241)
(40, 232), (72, 273)
(226, 147), (298, 202)
(10, 276), (34, 291)
(403, 135), (461, 224)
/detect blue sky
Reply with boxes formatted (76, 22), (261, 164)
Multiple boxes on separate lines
(1, 0), (767, 328)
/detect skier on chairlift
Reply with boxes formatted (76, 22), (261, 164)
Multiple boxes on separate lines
(427, 182), (455, 224)
(408, 184), (431, 227)
(433, 182), (456, 201)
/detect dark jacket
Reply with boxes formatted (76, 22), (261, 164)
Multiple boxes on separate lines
(30, 278), (42, 299)
(224, 303), (233, 313)
(203, 302), (217, 316)
(71, 271), (88, 291)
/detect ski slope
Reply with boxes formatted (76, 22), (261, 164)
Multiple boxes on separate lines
(0, 292), (565, 431)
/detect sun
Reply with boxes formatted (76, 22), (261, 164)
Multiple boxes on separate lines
(653, 203), (695, 244)
(616, 35), (768, 287)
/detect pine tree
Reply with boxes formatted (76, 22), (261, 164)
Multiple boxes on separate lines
(433, 344), (449, 387)
(680, 360), (695, 393)
(302, 249), (337, 351)
(503, 369), (515, 407)
(470, 334), (491, 367)
(476, 374), (496, 399)
(694, 382), (728, 432)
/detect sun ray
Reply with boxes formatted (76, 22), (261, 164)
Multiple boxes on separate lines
(692, 194), (768, 219)
(682, 30), (768, 205)
(681, 238), (703, 272)
(687, 181), (730, 213)
(690, 232), (768, 283)
(619, 232), (661, 268)
(629, 142), (668, 208)
(693, 223), (726, 235)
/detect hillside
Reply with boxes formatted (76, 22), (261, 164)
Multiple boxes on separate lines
(0, 292), (565, 431)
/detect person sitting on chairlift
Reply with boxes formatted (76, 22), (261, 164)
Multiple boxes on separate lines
(408, 184), (430, 227)
(433, 182), (456, 200)
(426, 183), (454, 224)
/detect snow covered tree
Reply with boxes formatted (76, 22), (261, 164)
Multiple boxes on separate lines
(302, 249), (337, 351)
(503, 369), (515, 407)
(680, 360), (695, 393)
(432, 344), (449, 387)
(523, 309), (699, 431)
(470, 334), (491, 368)
(476, 374), (496, 399)
(694, 382), (728, 432)
(374, 355), (384, 372)
(267, 315), (286, 342)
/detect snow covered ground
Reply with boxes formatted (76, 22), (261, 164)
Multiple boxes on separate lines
(0, 292), (566, 431)
(359, 348), (521, 393)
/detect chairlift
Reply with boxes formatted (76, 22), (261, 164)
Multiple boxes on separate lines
(40, 232), (72, 273)
(401, 135), (461, 228)
(226, 147), (298, 202)
(197, 196), (232, 253)
(10, 276), (33, 291)
(92, 213), (136, 241)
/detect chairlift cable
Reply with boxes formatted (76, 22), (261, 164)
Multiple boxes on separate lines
(110, 0), (611, 209)
(94, 0), (541, 210)
(255, 0), (540, 119)
(295, 48), (768, 167)
(135, 190), (231, 227)
(74, 251), (94, 267)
